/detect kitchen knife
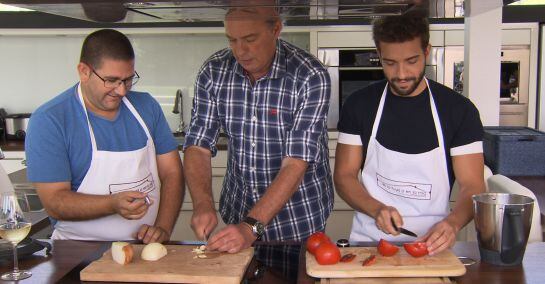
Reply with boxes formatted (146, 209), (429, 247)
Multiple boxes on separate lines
(391, 218), (418, 238)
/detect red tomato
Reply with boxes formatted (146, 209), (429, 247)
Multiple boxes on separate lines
(306, 232), (330, 255)
(362, 255), (377, 266)
(314, 242), (341, 265)
(339, 253), (356, 263)
(403, 242), (429, 257)
(377, 239), (399, 257)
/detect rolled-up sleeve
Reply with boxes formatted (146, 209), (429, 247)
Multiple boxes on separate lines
(284, 70), (331, 163)
(183, 64), (221, 157)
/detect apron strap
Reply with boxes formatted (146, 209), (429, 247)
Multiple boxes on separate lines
(367, 78), (449, 185)
(370, 78), (445, 150)
(369, 83), (388, 140)
(76, 84), (155, 152)
(77, 84), (98, 152)
(425, 78), (445, 151)
(122, 97), (153, 141)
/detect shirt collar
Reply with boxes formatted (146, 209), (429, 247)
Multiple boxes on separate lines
(233, 39), (287, 80)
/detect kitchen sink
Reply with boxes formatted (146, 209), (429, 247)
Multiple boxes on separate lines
(8, 169), (44, 213)
(13, 184), (44, 213)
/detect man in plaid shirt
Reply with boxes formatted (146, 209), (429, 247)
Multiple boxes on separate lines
(183, 4), (333, 253)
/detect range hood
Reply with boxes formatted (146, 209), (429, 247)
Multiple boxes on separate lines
(2, 0), (428, 23)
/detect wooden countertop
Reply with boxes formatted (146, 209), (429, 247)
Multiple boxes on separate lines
(2, 240), (545, 283)
(0, 139), (25, 151)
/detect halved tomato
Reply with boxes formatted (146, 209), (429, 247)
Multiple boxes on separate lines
(377, 239), (399, 257)
(403, 242), (429, 257)
(306, 232), (330, 255)
(314, 242), (341, 265)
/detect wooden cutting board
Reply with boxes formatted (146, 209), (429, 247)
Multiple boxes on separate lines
(80, 244), (254, 283)
(307, 247), (465, 278)
(321, 277), (452, 283)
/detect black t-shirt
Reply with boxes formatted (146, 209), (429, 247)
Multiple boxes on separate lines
(337, 79), (484, 186)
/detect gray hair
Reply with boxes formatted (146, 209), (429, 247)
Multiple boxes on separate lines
(224, 6), (282, 29)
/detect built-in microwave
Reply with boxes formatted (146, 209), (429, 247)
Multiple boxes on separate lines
(444, 46), (530, 126)
(338, 49), (385, 108)
(318, 48), (444, 129)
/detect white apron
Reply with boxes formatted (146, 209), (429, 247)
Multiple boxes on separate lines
(349, 78), (450, 242)
(52, 85), (160, 240)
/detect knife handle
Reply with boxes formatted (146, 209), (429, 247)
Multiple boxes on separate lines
(391, 218), (400, 232)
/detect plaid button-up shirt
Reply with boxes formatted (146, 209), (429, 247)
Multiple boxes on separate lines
(184, 39), (333, 241)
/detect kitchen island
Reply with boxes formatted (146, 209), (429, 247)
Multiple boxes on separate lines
(2, 240), (544, 283)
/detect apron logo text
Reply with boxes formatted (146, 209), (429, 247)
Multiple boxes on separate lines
(376, 174), (432, 200)
(109, 173), (155, 195)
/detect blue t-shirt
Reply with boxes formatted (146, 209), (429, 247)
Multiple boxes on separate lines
(25, 84), (178, 191)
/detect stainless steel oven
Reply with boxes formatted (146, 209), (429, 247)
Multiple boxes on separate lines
(319, 47), (444, 129)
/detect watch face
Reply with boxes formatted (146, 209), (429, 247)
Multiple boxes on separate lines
(244, 217), (265, 237)
(255, 222), (265, 235)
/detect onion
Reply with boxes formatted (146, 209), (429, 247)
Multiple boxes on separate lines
(141, 242), (168, 261)
(111, 242), (134, 265)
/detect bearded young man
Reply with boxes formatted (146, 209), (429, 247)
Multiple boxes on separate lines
(334, 15), (486, 255)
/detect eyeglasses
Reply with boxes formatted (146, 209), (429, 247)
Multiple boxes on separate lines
(91, 69), (140, 89)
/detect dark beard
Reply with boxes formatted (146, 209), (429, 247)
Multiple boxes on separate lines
(388, 68), (426, 97)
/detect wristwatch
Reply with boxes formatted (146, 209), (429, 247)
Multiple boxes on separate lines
(242, 216), (265, 239)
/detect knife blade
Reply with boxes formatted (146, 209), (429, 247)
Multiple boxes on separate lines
(398, 227), (418, 238)
(391, 218), (418, 238)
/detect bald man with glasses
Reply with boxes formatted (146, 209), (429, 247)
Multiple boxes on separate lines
(25, 29), (184, 243)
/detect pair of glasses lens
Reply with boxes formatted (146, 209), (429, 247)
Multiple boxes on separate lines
(92, 69), (140, 89)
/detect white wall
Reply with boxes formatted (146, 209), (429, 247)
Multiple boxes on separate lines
(463, 2), (502, 126)
(0, 35), (81, 113)
(0, 30), (309, 131)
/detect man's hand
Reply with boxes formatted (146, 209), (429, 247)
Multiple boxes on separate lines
(206, 223), (256, 253)
(136, 224), (170, 244)
(111, 191), (151, 220)
(191, 202), (218, 240)
(373, 205), (403, 235)
(418, 218), (459, 255)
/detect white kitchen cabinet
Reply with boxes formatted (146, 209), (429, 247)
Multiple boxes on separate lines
(318, 31), (374, 48)
(500, 103), (529, 126)
(325, 210), (354, 241)
(445, 28), (532, 46)
(171, 209), (227, 241)
(178, 151), (226, 206)
(316, 30), (444, 48)
(175, 150), (227, 240)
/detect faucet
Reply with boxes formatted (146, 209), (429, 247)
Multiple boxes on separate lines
(172, 89), (186, 134)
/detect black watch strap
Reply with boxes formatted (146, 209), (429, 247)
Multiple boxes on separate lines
(243, 216), (265, 238)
